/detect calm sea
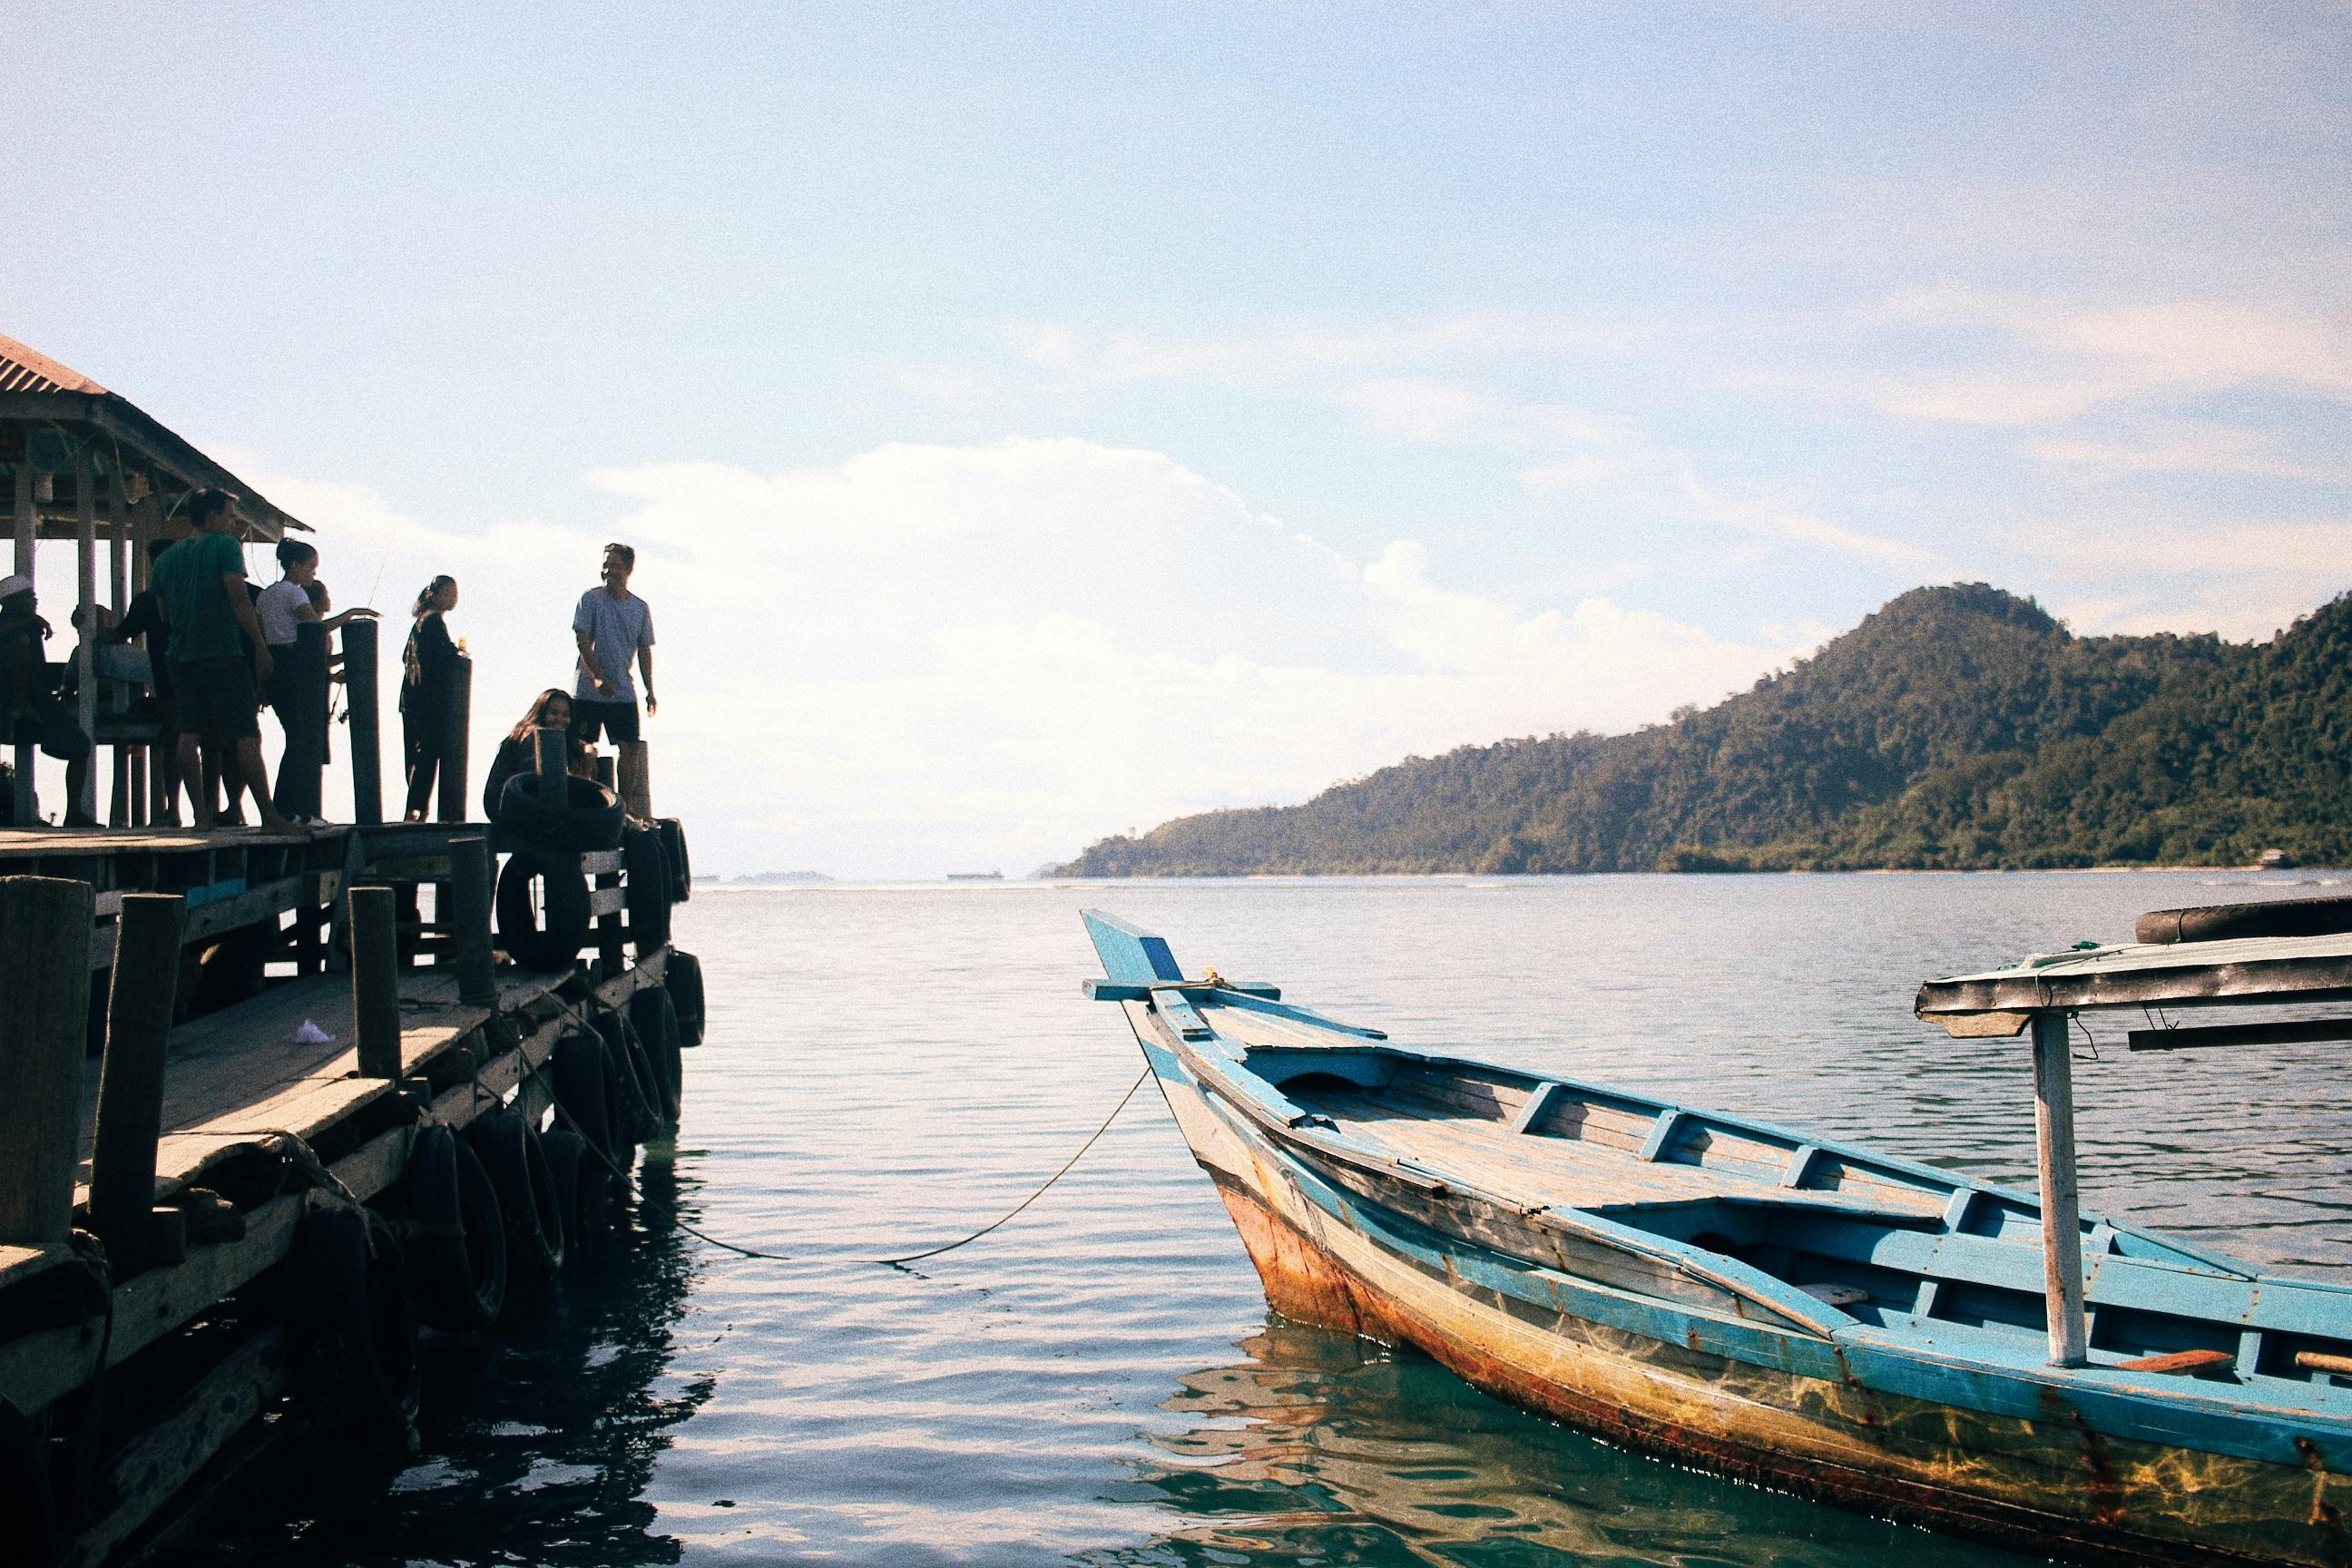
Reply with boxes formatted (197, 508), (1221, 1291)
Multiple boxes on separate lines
(178, 873), (2351, 1567)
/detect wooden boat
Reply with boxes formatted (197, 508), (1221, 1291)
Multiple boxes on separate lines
(1082, 907), (2352, 1567)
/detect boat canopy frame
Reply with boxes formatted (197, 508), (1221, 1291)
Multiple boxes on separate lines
(1916, 923), (2352, 1369)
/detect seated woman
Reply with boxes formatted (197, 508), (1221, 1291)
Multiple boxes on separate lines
(484, 688), (590, 822)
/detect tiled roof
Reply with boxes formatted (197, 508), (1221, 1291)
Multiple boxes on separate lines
(0, 333), (108, 397)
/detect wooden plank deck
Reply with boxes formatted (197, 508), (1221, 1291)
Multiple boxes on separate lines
(69, 963), (582, 1210)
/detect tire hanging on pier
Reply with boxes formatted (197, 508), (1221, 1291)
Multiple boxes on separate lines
(593, 1010), (665, 1146)
(467, 1111), (565, 1301)
(665, 949), (706, 1045)
(656, 817), (691, 902)
(286, 1205), (420, 1442)
(402, 1123), (508, 1330)
(622, 821), (672, 953)
(550, 1030), (616, 1164)
(629, 985), (685, 1121)
(538, 1128), (604, 1269)
(495, 771), (625, 853)
(495, 845), (593, 972)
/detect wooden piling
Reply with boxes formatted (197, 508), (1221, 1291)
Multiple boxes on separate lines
(436, 653), (471, 823)
(534, 723), (566, 792)
(2030, 1011), (2088, 1367)
(279, 622), (330, 822)
(0, 877), (99, 1243)
(348, 885), (403, 1080)
(618, 740), (652, 819)
(449, 836), (496, 1004)
(90, 894), (189, 1269)
(344, 616), (383, 825)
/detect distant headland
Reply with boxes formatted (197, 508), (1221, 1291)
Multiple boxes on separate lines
(1051, 583), (2352, 877)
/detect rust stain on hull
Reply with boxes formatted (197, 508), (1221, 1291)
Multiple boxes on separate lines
(1211, 1178), (2350, 1568)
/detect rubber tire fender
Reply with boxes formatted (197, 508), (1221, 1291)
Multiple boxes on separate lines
(593, 1011), (663, 1145)
(622, 822), (672, 954)
(287, 1205), (421, 1441)
(402, 1123), (507, 1330)
(466, 1111), (564, 1297)
(538, 1128), (605, 1269)
(495, 846), (593, 972)
(0, 1396), (62, 1568)
(629, 985), (685, 1121)
(549, 1030), (615, 1164)
(495, 770), (625, 853)
(656, 818), (691, 903)
(664, 949), (705, 1046)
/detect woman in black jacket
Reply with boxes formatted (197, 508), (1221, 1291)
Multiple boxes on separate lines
(399, 575), (462, 820)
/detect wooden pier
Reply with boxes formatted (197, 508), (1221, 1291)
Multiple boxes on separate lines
(0, 815), (701, 1568)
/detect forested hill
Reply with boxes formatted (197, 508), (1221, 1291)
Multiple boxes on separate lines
(1052, 583), (2352, 876)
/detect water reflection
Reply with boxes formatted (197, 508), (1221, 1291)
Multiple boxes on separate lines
(1099, 1318), (2038, 1568)
(174, 1153), (710, 1568)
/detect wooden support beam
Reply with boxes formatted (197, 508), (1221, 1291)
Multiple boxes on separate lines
(343, 616), (382, 825)
(0, 876), (98, 1243)
(2030, 1011), (2088, 1367)
(89, 894), (188, 1269)
(449, 835), (496, 1004)
(436, 652), (471, 823)
(74, 444), (98, 824)
(11, 449), (35, 825)
(348, 884), (402, 1078)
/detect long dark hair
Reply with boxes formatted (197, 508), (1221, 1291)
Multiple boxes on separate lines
(412, 574), (455, 618)
(507, 688), (580, 747)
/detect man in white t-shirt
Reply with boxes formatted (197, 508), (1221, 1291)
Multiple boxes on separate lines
(571, 542), (656, 746)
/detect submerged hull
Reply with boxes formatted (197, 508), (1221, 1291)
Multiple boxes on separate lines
(1089, 916), (2352, 1568)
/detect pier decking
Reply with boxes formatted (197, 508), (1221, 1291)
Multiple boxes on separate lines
(0, 815), (695, 1568)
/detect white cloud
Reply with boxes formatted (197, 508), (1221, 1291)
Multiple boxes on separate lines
(239, 438), (1816, 877)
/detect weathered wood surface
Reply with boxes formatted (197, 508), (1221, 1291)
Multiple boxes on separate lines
(1917, 930), (2352, 1024)
(0, 877), (98, 1244)
(63, 965), (578, 1218)
(1092, 911), (2352, 1568)
(2, 953), (665, 1412)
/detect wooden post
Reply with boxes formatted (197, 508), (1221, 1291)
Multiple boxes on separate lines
(449, 836), (496, 1004)
(436, 653), (471, 823)
(279, 622), (329, 821)
(343, 616), (382, 826)
(12, 448), (37, 825)
(348, 885), (402, 1080)
(618, 740), (652, 819)
(594, 753), (616, 791)
(90, 894), (187, 1268)
(107, 465), (132, 826)
(2031, 1011), (2088, 1367)
(534, 723), (566, 791)
(0, 877), (98, 1243)
(74, 445), (98, 825)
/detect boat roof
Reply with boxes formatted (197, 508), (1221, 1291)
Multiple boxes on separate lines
(1915, 930), (2352, 1036)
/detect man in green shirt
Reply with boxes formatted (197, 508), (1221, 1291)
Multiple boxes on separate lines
(152, 490), (294, 830)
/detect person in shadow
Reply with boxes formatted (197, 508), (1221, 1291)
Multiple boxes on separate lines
(400, 574), (462, 821)
(483, 688), (590, 822)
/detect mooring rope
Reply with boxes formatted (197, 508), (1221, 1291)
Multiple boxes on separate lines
(870, 1066), (1151, 1267)
(525, 993), (1152, 1269)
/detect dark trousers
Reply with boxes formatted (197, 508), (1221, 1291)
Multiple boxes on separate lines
(403, 713), (443, 817)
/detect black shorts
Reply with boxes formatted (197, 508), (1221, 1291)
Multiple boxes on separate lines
(171, 656), (261, 745)
(570, 697), (640, 745)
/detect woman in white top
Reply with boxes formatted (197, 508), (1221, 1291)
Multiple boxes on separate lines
(260, 540), (375, 818)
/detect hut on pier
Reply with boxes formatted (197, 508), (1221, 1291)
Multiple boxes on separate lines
(0, 332), (310, 826)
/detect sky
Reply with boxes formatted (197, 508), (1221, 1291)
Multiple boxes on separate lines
(5, 3), (2348, 877)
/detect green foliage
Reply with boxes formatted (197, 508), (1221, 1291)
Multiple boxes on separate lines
(1050, 583), (2352, 877)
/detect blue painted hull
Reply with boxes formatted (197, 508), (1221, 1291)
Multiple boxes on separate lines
(1086, 912), (2352, 1568)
